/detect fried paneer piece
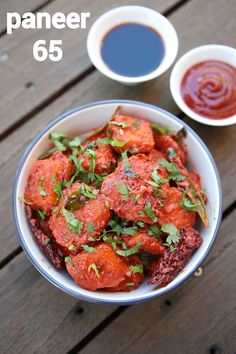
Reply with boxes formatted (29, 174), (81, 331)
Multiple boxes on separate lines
(79, 132), (117, 174)
(122, 227), (165, 255)
(49, 183), (111, 254)
(66, 243), (139, 291)
(106, 256), (144, 292)
(158, 187), (196, 228)
(101, 154), (196, 228)
(149, 227), (202, 287)
(154, 134), (187, 165)
(108, 114), (154, 153)
(101, 154), (169, 225)
(24, 151), (73, 213)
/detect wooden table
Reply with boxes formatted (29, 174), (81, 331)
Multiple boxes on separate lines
(1, 0), (236, 353)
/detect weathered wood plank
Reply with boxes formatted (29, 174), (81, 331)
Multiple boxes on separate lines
(78, 210), (236, 354)
(0, 0), (177, 135)
(0, 252), (117, 354)
(0, 0), (49, 33)
(1, 0), (236, 264)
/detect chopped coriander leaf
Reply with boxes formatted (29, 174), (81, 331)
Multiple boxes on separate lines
(49, 132), (67, 151)
(53, 181), (64, 205)
(116, 241), (142, 257)
(161, 223), (180, 247)
(160, 159), (186, 181)
(45, 238), (50, 245)
(117, 183), (129, 200)
(110, 121), (129, 128)
(180, 193), (200, 211)
(37, 176), (47, 196)
(97, 137), (126, 148)
(68, 244), (77, 251)
(65, 256), (73, 266)
(169, 245), (177, 252)
(62, 207), (83, 234)
(80, 184), (98, 199)
(49, 133), (82, 154)
(151, 123), (172, 135)
(129, 264), (143, 273)
(127, 282), (134, 287)
(121, 226), (138, 236)
(139, 211), (146, 218)
(121, 151), (130, 172)
(144, 201), (157, 222)
(176, 127), (187, 143)
(82, 245), (95, 253)
(18, 196), (32, 205)
(136, 221), (145, 228)
(148, 225), (161, 239)
(87, 222), (95, 233)
(88, 263), (100, 278)
(149, 166), (168, 187)
(37, 209), (46, 220)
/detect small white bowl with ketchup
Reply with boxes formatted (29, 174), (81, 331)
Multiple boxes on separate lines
(170, 45), (236, 126)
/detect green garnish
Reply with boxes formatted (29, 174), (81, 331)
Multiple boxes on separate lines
(175, 127), (187, 143)
(49, 132), (81, 155)
(149, 166), (168, 187)
(161, 223), (180, 248)
(151, 123), (171, 135)
(160, 159), (186, 181)
(127, 282), (134, 287)
(129, 264), (143, 274)
(45, 238), (50, 245)
(18, 196), (32, 205)
(121, 151), (130, 172)
(180, 192), (200, 211)
(37, 176), (47, 196)
(117, 183), (129, 200)
(120, 226), (138, 236)
(97, 137), (126, 148)
(148, 225), (161, 239)
(62, 207), (83, 234)
(65, 256), (73, 266)
(37, 209), (46, 220)
(82, 245), (95, 253)
(68, 244), (77, 251)
(88, 263), (100, 278)
(87, 222), (95, 233)
(144, 201), (157, 222)
(110, 121), (129, 128)
(116, 241), (142, 257)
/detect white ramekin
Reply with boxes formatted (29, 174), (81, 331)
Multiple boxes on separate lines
(87, 6), (178, 85)
(170, 44), (236, 126)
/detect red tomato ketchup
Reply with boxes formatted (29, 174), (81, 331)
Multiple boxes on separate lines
(181, 60), (236, 119)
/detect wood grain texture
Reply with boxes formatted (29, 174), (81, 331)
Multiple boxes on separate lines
(0, 252), (117, 354)
(1, 0), (236, 264)
(78, 210), (236, 354)
(0, 0), (49, 33)
(0, 0), (177, 135)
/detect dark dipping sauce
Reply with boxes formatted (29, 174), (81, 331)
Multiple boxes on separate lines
(181, 60), (236, 119)
(101, 23), (165, 77)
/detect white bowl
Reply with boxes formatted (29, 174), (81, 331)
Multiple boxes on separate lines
(13, 100), (222, 304)
(170, 44), (236, 126)
(87, 6), (178, 85)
